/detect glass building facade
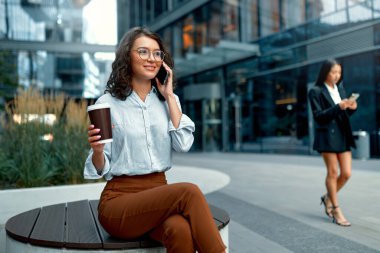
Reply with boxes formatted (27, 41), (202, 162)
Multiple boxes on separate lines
(0, 0), (116, 98)
(2, 0), (379, 156)
(118, 0), (380, 156)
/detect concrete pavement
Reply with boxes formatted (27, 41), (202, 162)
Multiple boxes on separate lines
(173, 152), (380, 253)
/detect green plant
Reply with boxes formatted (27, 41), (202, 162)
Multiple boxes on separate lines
(0, 87), (92, 188)
(0, 152), (17, 188)
(52, 99), (89, 185)
(1, 88), (54, 187)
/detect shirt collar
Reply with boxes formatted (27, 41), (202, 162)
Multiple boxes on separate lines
(130, 85), (157, 107)
(324, 83), (337, 92)
(151, 85), (158, 94)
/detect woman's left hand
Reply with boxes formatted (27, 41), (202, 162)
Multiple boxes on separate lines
(155, 62), (174, 99)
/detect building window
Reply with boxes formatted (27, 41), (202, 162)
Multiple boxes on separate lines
(207, 1), (222, 46)
(194, 7), (207, 53)
(341, 53), (376, 132)
(154, 0), (168, 19)
(281, 0), (306, 29)
(259, 0), (280, 36)
(222, 0), (239, 41)
(375, 0), (380, 18)
(241, 0), (259, 42)
(182, 14), (194, 55)
(0, 1), (6, 38)
(173, 20), (183, 58)
(306, 0), (325, 20)
(160, 26), (173, 54)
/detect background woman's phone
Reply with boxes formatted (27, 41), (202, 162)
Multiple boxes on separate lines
(348, 93), (360, 101)
(156, 65), (168, 85)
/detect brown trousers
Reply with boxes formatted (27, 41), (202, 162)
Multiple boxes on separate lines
(98, 172), (226, 253)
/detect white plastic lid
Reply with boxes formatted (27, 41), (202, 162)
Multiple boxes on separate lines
(87, 103), (110, 111)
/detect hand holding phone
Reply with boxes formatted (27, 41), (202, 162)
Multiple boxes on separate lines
(156, 65), (168, 85)
(348, 93), (360, 102)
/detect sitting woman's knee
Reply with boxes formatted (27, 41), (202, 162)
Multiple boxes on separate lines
(181, 182), (202, 195)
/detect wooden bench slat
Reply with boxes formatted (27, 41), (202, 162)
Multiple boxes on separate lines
(139, 237), (163, 248)
(209, 205), (230, 229)
(29, 203), (66, 247)
(66, 200), (102, 249)
(213, 217), (224, 228)
(89, 199), (141, 249)
(5, 208), (40, 243)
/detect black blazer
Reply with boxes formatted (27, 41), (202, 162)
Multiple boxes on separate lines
(308, 84), (356, 152)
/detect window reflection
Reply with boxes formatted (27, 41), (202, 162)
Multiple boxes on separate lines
(182, 15), (194, 56)
(281, 0), (306, 29)
(160, 0), (243, 60)
(252, 74), (300, 138)
(348, 4), (374, 22)
(0, 3), (5, 37)
(222, 0), (239, 41)
(375, 1), (380, 18)
(2, 49), (112, 98)
(306, 0), (326, 20)
(0, 0), (116, 45)
(173, 21), (182, 58)
(208, 1), (222, 46)
(242, 0), (259, 42)
(259, 0), (280, 36)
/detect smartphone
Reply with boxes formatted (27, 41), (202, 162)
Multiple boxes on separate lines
(348, 93), (360, 102)
(156, 65), (168, 85)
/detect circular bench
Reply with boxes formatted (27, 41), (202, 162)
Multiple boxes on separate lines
(5, 199), (229, 252)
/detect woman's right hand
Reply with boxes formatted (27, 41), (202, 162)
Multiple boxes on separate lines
(338, 99), (350, 110)
(87, 124), (105, 153)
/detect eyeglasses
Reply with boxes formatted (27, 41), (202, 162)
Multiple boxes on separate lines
(133, 48), (165, 61)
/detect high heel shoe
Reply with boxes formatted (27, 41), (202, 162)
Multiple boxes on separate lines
(320, 195), (333, 218)
(332, 206), (351, 227)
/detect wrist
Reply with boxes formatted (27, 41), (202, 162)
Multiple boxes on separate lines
(93, 149), (103, 156)
(166, 93), (175, 101)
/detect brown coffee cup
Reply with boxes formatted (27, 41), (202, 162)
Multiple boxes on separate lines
(87, 103), (113, 144)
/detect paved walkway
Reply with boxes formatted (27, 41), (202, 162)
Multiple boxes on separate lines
(173, 152), (380, 253)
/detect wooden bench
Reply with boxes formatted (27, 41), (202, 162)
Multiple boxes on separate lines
(5, 199), (229, 252)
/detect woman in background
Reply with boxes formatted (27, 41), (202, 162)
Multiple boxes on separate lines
(308, 58), (357, 227)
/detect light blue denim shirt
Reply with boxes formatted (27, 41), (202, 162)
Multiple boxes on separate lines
(84, 87), (195, 181)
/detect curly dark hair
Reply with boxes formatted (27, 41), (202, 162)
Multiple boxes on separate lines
(105, 26), (175, 101)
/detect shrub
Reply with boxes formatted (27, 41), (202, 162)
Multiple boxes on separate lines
(51, 99), (90, 185)
(0, 87), (93, 188)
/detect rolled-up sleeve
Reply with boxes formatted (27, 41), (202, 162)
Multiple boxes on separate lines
(169, 113), (195, 152)
(83, 143), (111, 179)
(167, 95), (195, 152)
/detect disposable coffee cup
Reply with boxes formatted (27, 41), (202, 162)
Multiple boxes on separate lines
(87, 103), (113, 144)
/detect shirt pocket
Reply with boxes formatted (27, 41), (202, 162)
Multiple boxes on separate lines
(110, 120), (127, 162)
